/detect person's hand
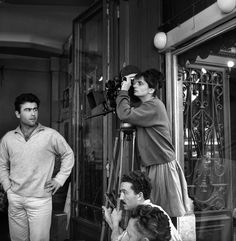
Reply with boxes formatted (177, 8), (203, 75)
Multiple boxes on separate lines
(111, 208), (122, 228)
(6, 187), (11, 193)
(102, 206), (113, 229)
(6, 187), (12, 195)
(121, 73), (136, 91)
(45, 179), (61, 195)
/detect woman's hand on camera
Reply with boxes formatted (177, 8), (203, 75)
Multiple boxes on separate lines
(121, 74), (136, 91)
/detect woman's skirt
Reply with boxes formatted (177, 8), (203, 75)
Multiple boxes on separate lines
(143, 160), (193, 217)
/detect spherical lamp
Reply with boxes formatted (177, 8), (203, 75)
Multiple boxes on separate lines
(227, 60), (235, 68)
(217, 0), (236, 13)
(154, 32), (167, 49)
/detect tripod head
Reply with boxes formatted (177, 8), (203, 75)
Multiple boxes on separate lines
(120, 122), (136, 135)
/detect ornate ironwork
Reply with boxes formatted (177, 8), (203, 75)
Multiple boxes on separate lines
(181, 67), (229, 211)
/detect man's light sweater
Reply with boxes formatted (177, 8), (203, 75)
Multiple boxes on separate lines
(0, 124), (74, 197)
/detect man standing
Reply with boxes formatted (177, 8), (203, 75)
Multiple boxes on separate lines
(102, 171), (182, 241)
(0, 93), (74, 241)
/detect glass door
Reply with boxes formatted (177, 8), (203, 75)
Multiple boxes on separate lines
(175, 27), (236, 241)
(71, 1), (122, 239)
(71, 3), (105, 240)
(78, 8), (104, 224)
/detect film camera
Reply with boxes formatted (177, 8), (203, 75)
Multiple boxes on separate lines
(105, 75), (140, 109)
(105, 65), (141, 109)
(86, 65), (141, 119)
(105, 75), (122, 109)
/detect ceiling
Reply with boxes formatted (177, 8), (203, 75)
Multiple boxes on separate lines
(0, 0), (95, 58)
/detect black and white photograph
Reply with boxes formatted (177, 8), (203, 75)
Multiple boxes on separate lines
(0, 0), (236, 241)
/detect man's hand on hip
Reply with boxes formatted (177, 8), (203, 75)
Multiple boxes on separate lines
(45, 179), (61, 195)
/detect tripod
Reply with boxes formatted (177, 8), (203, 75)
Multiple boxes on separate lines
(100, 122), (136, 241)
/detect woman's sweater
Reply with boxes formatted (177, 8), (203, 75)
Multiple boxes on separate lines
(116, 90), (175, 166)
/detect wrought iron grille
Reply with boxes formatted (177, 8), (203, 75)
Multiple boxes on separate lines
(181, 67), (229, 211)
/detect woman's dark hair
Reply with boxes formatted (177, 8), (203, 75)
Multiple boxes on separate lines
(135, 68), (164, 97)
(14, 93), (40, 112)
(121, 171), (152, 200)
(131, 205), (171, 241)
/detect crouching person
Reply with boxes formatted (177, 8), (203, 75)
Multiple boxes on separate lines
(102, 171), (182, 241)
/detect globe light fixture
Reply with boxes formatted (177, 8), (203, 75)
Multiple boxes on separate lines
(217, 0), (236, 13)
(154, 32), (167, 49)
(227, 60), (235, 68)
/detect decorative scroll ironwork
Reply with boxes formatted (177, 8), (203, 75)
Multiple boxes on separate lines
(181, 67), (229, 211)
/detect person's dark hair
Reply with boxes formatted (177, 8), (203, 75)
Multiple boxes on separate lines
(121, 171), (152, 200)
(131, 205), (171, 241)
(14, 93), (40, 112)
(135, 68), (164, 97)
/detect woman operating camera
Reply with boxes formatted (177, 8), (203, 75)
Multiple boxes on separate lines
(116, 68), (192, 218)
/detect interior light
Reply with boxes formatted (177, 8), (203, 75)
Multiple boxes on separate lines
(201, 68), (207, 74)
(98, 76), (103, 82)
(227, 60), (235, 68)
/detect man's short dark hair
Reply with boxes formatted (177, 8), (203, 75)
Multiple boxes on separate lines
(131, 205), (171, 241)
(15, 93), (40, 112)
(121, 170), (152, 200)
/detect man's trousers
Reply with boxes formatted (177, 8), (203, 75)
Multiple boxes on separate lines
(7, 190), (52, 241)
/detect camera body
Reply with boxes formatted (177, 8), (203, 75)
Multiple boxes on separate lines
(105, 76), (121, 109)
(121, 76), (134, 84)
(105, 76), (139, 109)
